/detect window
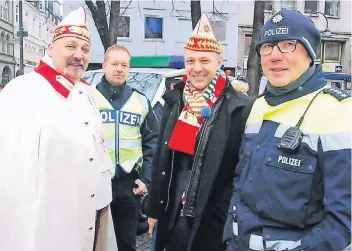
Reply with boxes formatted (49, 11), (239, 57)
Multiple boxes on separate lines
(265, 1), (274, 11)
(0, 32), (4, 53)
(325, 0), (340, 17)
(324, 42), (341, 62)
(128, 72), (163, 100)
(304, 0), (318, 14)
(280, 0), (296, 10)
(39, 23), (42, 39)
(331, 82), (342, 89)
(244, 35), (252, 57)
(83, 71), (163, 101)
(39, 0), (45, 11)
(6, 34), (10, 55)
(209, 20), (226, 41)
(117, 16), (130, 38)
(177, 19), (193, 42)
(0, 0), (9, 21)
(1, 66), (11, 87)
(145, 17), (163, 39)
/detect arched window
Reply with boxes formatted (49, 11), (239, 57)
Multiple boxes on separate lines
(0, 32), (5, 53)
(1, 65), (12, 87)
(6, 34), (11, 55)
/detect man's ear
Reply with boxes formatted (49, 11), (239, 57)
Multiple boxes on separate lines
(47, 44), (53, 57)
(102, 60), (106, 69)
(217, 54), (223, 66)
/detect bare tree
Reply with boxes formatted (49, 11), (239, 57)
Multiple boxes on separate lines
(85, 0), (132, 51)
(191, 0), (201, 29)
(246, 0), (265, 97)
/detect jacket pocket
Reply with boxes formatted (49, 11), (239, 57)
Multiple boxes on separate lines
(258, 149), (317, 228)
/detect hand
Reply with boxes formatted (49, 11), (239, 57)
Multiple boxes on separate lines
(133, 179), (148, 195)
(148, 218), (157, 236)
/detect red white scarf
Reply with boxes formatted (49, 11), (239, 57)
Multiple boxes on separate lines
(168, 70), (227, 155)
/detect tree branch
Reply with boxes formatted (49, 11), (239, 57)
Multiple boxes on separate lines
(85, 0), (110, 51)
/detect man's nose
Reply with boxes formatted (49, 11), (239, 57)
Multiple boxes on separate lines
(193, 60), (202, 72)
(72, 49), (83, 60)
(114, 64), (123, 72)
(270, 45), (283, 59)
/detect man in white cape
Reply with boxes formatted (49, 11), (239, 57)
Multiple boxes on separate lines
(0, 7), (118, 251)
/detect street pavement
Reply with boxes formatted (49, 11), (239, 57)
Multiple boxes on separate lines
(136, 233), (152, 251)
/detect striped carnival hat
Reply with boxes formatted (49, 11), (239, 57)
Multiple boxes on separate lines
(52, 7), (90, 44)
(185, 13), (223, 54)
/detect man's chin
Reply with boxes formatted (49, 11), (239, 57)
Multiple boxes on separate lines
(66, 72), (84, 82)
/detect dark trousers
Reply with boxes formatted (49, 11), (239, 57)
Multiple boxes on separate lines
(111, 176), (141, 251)
(165, 216), (193, 251)
(164, 207), (227, 251)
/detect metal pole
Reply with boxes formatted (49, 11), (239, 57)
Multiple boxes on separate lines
(19, 0), (24, 72)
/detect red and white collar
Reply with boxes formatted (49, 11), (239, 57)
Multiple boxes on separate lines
(34, 55), (88, 98)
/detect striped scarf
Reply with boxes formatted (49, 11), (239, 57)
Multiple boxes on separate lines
(183, 69), (226, 124)
(168, 69), (227, 155)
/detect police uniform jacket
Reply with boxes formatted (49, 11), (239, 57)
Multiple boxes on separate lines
(224, 65), (351, 251)
(96, 76), (158, 188)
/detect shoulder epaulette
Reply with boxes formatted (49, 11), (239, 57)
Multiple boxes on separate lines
(323, 87), (351, 101)
(132, 88), (146, 97)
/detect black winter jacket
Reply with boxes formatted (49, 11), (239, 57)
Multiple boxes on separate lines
(147, 79), (253, 251)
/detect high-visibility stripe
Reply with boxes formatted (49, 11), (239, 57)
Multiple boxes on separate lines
(120, 139), (142, 149)
(249, 234), (264, 250)
(320, 132), (352, 151)
(266, 239), (301, 250)
(249, 234), (302, 251)
(245, 122), (262, 134)
(274, 123), (319, 152)
(232, 222), (238, 236)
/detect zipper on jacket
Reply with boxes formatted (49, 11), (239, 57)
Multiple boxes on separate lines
(165, 98), (181, 211)
(181, 116), (210, 216)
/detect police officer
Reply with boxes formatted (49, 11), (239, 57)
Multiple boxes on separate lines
(95, 44), (158, 251)
(224, 10), (351, 251)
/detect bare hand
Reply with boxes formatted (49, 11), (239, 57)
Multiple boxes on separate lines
(148, 218), (157, 236)
(133, 179), (148, 195)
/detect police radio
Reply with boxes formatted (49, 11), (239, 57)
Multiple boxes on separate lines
(278, 90), (322, 153)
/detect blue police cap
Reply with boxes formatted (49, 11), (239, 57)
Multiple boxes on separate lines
(256, 9), (321, 61)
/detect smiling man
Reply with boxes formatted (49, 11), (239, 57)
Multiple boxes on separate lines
(95, 44), (158, 251)
(0, 7), (117, 251)
(224, 9), (351, 251)
(147, 13), (253, 251)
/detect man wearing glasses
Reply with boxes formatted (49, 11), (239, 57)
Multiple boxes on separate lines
(224, 9), (351, 251)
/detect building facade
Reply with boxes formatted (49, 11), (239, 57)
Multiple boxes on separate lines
(0, 0), (15, 87)
(237, 0), (351, 77)
(64, 0), (240, 71)
(13, 0), (61, 74)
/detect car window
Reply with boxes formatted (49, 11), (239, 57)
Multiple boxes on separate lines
(127, 72), (163, 101)
(83, 71), (163, 101)
(91, 72), (105, 86)
(82, 72), (95, 83)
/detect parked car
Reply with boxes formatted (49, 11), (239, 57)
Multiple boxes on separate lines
(83, 68), (186, 121)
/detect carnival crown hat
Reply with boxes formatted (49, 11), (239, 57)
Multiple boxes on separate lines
(185, 13), (223, 54)
(52, 7), (90, 44)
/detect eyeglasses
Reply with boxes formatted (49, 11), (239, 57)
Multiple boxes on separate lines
(259, 40), (299, 55)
